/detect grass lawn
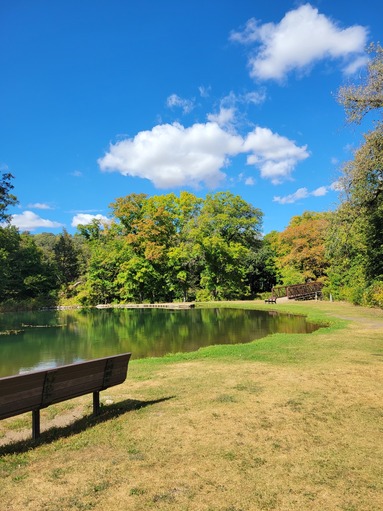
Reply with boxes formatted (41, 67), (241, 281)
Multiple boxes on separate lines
(1, 300), (383, 510)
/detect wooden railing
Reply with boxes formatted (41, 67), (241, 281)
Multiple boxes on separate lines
(271, 282), (324, 300)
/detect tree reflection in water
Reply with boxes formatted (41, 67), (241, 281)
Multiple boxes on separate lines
(0, 308), (320, 377)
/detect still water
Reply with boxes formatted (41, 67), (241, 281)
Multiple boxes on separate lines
(0, 307), (320, 377)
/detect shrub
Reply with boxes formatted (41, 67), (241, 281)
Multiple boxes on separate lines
(362, 281), (383, 308)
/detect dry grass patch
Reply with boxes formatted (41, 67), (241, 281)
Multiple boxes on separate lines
(1, 301), (383, 510)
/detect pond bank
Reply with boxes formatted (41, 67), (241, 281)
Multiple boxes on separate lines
(95, 302), (195, 309)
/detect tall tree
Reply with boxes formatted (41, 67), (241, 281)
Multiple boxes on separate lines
(337, 43), (383, 124)
(109, 192), (204, 302)
(340, 126), (383, 281)
(0, 226), (21, 300)
(110, 193), (147, 235)
(76, 191), (264, 304)
(329, 43), (383, 303)
(54, 229), (81, 287)
(165, 192), (203, 301)
(246, 232), (279, 295)
(271, 212), (330, 286)
(195, 192), (263, 300)
(0, 172), (18, 223)
(0, 229), (57, 302)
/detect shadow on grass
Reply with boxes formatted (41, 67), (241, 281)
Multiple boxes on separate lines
(0, 396), (174, 455)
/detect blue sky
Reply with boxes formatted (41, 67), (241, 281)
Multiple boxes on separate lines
(1, 1), (380, 235)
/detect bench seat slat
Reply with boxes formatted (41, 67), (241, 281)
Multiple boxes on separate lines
(0, 373), (46, 419)
(0, 353), (131, 429)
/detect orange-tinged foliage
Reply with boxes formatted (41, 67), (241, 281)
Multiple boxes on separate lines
(271, 212), (330, 284)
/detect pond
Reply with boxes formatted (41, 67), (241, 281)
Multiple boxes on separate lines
(0, 307), (321, 377)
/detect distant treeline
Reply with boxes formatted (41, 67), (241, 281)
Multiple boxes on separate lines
(0, 191), (272, 306)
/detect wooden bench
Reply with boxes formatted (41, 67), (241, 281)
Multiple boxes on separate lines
(0, 352), (131, 440)
(264, 297), (277, 304)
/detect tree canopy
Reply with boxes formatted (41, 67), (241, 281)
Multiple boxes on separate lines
(78, 191), (264, 304)
(268, 212), (329, 286)
(329, 43), (383, 305)
(337, 43), (383, 124)
(0, 172), (18, 224)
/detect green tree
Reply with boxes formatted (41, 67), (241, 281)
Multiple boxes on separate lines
(109, 192), (203, 302)
(0, 229), (57, 302)
(110, 193), (147, 235)
(0, 177), (57, 304)
(54, 229), (81, 287)
(195, 192), (263, 300)
(326, 207), (367, 302)
(82, 237), (123, 304)
(0, 226), (21, 300)
(340, 126), (383, 280)
(34, 232), (58, 262)
(76, 218), (105, 241)
(110, 193), (176, 301)
(18, 233), (57, 298)
(167, 241), (200, 301)
(246, 233), (279, 295)
(76, 191), (264, 305)
(0, 172), (18, 224)
(329, 43), (383, 304)
(165, 192), (203, 301)
(116, 253), (162, 303)
(337, 43), (383, 124)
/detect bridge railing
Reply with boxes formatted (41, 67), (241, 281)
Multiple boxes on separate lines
(271, 282), (323, 300)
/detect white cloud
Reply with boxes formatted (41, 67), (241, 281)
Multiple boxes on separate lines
(343, 55), (369, 75)
(273, 181), (340, 204)
(27, 203), (52, 210)
(273, 187), (309, 204)
(166, 94), (194, 114)
(71, 213), (110, 227)
(98, 122), (243, 188)
(311, 186), (328, 197)
(230, 4), (367, 81)
(220, 89), (266, 109)
(10, 211), (63, 231)
(205, 90), (266, 133)
(198, 85), (211, 98)
(207, 107), (236, 128)
(243, 127), (309, 184)
(99, 120), (310, 188)
(245, 176), (255, 185)
(242, 90), (267, 105)
(230, 18), (260, 44)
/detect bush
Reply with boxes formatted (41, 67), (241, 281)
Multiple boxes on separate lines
(195, 289), (214, 302)
(0, 295), (58, 312)
(362, 281), (383, 308)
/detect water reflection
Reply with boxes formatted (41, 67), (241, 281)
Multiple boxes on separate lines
(0, 308), (320, 377)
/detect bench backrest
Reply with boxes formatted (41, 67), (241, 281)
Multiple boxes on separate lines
(0, 353), (131, 420)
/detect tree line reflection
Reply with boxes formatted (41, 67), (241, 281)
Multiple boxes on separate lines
(0, 308), (320, 377)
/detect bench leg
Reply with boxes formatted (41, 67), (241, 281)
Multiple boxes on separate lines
(32, 409), (40, 440)
(93, 391), (100, 415)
